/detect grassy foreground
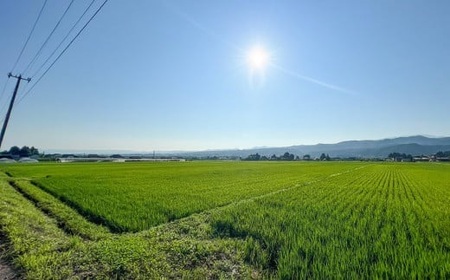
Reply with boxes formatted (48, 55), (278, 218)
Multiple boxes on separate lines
(0, 162), (449, 278)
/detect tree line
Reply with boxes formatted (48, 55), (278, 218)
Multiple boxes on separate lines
(435, 151), (450, 157)
(243, 152), (331, 161)
(388, 151), (450, 160)
(244, 152), (297, 161)
(0, 146), (40, 157)
(387, 152), (413, 160)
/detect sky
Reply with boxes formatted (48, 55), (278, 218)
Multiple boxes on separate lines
(0, 0), (449, 152)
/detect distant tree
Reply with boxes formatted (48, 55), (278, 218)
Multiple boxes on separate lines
(279, 152), (295, 161)
(245, 153), (261, 161)
(319, 153), (331, 161)
(388, 152), (398, 159)
(30, 146), (39, 156)
(435, 151), (450, 157)
(87, 154), (100, 158)
(111, 154), (124, 158)
(388, 152), (412, 161)
(303, 154), (311, 161)
(5, 146), (39, 157)
(9, 146), (20, 155)
(19, 146), (31, 157)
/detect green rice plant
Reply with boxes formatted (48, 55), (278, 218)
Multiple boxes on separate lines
(210, 163), (450, 278)
(2, 161), (363, 232)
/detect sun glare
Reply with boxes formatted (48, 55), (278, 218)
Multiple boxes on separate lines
(247, 46), (270, 71)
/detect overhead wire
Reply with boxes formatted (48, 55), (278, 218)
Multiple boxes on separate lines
(31, 0), (97, 79)
(22, 0), (76, 75)
(2, 0), (105, 147)
(18, 0), (110, 105)
(2, 0), (47, 124)
(11, 0), (48, 73)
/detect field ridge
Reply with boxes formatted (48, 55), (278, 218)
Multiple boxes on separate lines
(7, 178), (110, 240)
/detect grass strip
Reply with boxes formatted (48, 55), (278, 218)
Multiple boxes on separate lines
(10, 179), (110, 240)
(0, 174), (81, 278)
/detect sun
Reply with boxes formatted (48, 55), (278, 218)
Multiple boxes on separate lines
(246, 45), (271, 71)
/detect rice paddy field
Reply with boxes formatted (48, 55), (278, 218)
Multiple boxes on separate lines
(0, 161), (449, 278)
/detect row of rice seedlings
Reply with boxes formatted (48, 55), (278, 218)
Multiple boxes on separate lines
(399, 166), (450, 273)
(210, 164), (450, 278)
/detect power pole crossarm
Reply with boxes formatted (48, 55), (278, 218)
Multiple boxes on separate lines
(0, 73), (31, 149)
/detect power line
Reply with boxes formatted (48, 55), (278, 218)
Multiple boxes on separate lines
(18, 0), (110, 104)
(31, 0), (97, 79)
(11, 0), (48, 73)
(22, 0), (76, 75)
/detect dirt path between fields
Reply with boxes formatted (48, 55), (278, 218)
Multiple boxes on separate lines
(0, 261), (16, 280)
(0, 233), (17, 280)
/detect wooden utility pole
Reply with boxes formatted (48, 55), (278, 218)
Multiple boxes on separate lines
(0, 73), (31, 149)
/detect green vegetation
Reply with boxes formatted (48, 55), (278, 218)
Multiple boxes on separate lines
(0, 172), (256, 279)
(4, 161), (360, 232)
(210, 163), (450, 278)
(0, 161), (449, 278)
(0, 145), (39, 157)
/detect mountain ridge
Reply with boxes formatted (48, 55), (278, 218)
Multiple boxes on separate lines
(42, 135), (450, 159)
(175, 135), (450, 158)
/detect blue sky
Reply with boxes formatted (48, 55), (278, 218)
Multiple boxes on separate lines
(0, 0), (449, 152)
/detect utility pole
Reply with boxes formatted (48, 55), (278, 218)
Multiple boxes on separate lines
(0, 73), (31, 149)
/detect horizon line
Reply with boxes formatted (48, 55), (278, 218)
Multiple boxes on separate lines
(36, 134), (449, 154)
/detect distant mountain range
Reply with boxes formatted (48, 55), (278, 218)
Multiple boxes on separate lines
(43, 136), (450, 159)
(175, 136), (450, 159)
